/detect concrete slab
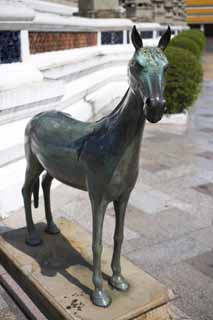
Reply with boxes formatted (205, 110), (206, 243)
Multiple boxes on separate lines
(0, 218), (170, 320)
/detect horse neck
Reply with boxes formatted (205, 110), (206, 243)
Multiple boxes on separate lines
(110, 88), (146, 142)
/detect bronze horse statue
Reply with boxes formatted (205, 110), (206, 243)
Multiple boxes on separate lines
(22, 26), (171, 307)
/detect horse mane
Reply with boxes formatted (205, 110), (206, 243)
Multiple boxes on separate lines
(95, 87), (130, 123)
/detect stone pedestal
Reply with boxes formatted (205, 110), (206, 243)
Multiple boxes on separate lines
(0, 218), (171, 320)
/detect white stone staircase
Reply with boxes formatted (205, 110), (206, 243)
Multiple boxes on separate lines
(0, 80), (64, 125)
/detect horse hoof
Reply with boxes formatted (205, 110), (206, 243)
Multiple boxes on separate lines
(109, 275), (129, 291)
(25, 232), (42, 246)
(45, 223), (60, 235)
(91, 290), (112, 308)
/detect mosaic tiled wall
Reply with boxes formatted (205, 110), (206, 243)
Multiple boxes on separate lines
(101, 31), (124, 45)
(29, 32), (97, 54)
(0, 31), (21, 64)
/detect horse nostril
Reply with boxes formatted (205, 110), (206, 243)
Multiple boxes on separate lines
(146, 97), (151, 107)
(146, 98), (166, 109)
(146, 97), (156, 108)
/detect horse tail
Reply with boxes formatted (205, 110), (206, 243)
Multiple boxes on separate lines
(33, 177), (40, 208)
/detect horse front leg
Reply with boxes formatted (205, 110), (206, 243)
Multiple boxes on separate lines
(109, 193), (130, 291)
(90, 195), (111, 307)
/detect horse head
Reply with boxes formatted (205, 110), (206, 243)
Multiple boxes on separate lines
(128, 25), (171, 123)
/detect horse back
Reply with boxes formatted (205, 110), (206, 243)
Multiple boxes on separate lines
(25, 111), (96, 189)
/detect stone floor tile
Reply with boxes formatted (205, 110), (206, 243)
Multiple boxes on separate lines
(155, 262), (213, 320)
(129, 179), (153, 194)
(193, 167), (213, 182)
(199, 128), (213, 134)
(193, 182), (213, 197)
(141, 161), (170, 173)
(129, 188), (182, 214)
(168, 304), (192, 320)
(124, 205), (167, 242)
(193, 156), (213, 171)
(190, 226), (213, 249)
(197, 151), (213, 160)
(154, 173), (209, 194)
(187, 250), (213, 280)
(126, 235), (212, 276)
(146, 208), (202, 240)
(124, 206), (201, 245)
(161, 187), (213, 222)
(122, 236), (150, 255)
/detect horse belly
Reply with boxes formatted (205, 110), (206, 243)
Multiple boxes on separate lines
(33, 143), (87, 190)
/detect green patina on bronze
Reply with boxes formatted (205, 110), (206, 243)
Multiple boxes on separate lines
(22, 26), (171, 308)
(133, 47), (169, 96)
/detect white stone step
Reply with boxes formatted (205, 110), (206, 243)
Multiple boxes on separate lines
(43, 52), (130, 81)
(0, 80), (64, 122)
(0, 98), (63, 126)
(0, 62), (128, 126)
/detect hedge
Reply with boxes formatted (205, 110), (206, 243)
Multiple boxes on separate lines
(169, 36), (201, 58)
(178, 29), (206, 52)
(164, 46), (203, 114)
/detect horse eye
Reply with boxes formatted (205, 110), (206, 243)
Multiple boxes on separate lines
(135, 62), (143, 69)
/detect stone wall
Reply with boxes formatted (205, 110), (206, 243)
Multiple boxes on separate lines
(29, 32), (97, 54)
(123, 0), (186, 25)
(79, 0), (121, 18)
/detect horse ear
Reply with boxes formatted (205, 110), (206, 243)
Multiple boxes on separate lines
(158, 26), (171, 51)
(131, 25), (143, 50)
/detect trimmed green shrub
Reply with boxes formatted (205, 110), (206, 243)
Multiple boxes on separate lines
(178, 29), (206, 52)
(164, 46), (203, 114)
(169, 36), (201, 58)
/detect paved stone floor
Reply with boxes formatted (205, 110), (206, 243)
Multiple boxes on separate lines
(1, 54), (213, 319)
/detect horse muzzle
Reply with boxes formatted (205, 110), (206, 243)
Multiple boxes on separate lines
(144, 97), (166, 123)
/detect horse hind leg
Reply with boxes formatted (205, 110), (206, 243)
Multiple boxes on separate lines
(42, 172), (60, 235)
(22, 153), (43, 246)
